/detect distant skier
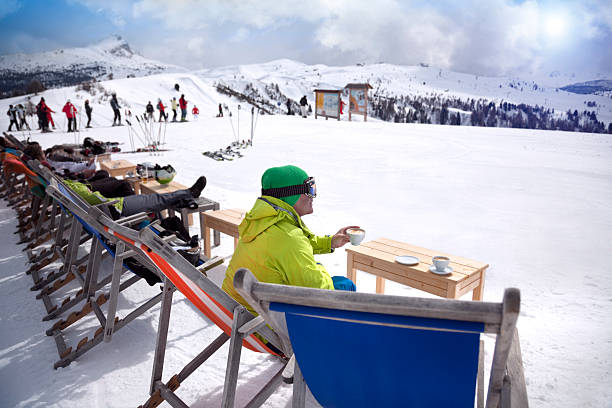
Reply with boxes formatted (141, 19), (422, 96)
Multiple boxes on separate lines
(25, 97), (36, 118)
(145, 101), (154, 121)
(192, 105), (199, 120)
(45, 102), (56, 129)
(179, 94), (188, 122)
(16, 104), (30, 130)
(286, 99), (292, 115)
(62, 99), (78, 132)
(171, 97), (178, 122)
(157, 99), (167, 122)
(7, 105), (19, 131)
(84, 99), (93, 128)
(300, 95), (308, 118)
(174, 83), (180, 92)
(110, 93), (121, 126)
(218, 103), (223, 117)
(340, 98), (345, 115)
(37, 98), (51, 132)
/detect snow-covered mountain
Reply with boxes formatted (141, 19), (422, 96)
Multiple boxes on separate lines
(197, 59), (612, 130)
(0, 36), (186, 98)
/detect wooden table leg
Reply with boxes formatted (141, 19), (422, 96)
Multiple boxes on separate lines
(203, 220), (211, 258)
(347, 252), (357, 283)
(472, 268), (486, 301)
(375, 277), (386, 294)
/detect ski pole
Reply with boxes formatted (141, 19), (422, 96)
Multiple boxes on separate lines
(227, 110), (236, 140)
(237, 104), (241, 142)
(250, 106), (254, 146)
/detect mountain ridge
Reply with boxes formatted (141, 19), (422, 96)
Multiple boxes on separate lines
(0, 35), (186, 98)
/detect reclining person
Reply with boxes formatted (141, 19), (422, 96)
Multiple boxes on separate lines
(23, 142), (134, 197)
(63, 175), (206, 219)
(21, 141), (206, 218)
(222, 165), (358, 315)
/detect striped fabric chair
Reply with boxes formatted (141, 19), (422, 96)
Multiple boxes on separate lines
(97, 219), (288, 408)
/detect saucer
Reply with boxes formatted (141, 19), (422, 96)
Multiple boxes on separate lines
(395, 255), (419, 266)
(429, 264), (453, 275)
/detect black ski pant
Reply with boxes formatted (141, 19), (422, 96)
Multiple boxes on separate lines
(19, 118), (30, 130)
(90, 177), (134, 198)
(67, 117), (76, 132)
(172, 109), (177, 121)
(8, 118), (18, 131)
(121, 189), (192, 217)
(113, 109), (121, 124)
(86, 112), (92, 127)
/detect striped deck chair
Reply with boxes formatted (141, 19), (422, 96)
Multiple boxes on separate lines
(95, 214), (289, 408)
(2, 158), (69, 270)
(234, 268), (529, 408)
(42, 175), (167, 368)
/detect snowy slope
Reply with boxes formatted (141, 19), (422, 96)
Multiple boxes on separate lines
(0, 72), (611, 408)
(198, 59), (612, 125)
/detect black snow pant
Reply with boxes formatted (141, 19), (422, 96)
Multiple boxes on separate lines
(90, 177), (135, 198)
(86, 112), (92, 127)
(113, 109), (121, 124)
(172, 109), (177, 121)
(67, 117), (76, 132)
(8, 118), (18, 131)
(120, 189), (192, 217)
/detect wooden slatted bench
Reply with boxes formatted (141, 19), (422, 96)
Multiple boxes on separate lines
(345, 237), (488, 300)
(202, 208), (246, 257)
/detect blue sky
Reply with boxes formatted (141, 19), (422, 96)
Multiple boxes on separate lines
(1, 0), (611, 77)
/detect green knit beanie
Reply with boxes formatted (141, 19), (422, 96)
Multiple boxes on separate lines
(261, 165), (309, 206)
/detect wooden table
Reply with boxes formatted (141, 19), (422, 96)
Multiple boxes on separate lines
(99, 159), (136, 178)
(202, 208), (246, 257)
(139, 180), (220, 243)
(345, 238), (488, 300)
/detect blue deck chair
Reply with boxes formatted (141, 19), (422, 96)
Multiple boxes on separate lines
(234, 268), (529, 408)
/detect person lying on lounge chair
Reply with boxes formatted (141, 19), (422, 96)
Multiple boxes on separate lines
(64, 175), (206, 219)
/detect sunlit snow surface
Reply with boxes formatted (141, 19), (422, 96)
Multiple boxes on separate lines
(0, 70), (611, 408)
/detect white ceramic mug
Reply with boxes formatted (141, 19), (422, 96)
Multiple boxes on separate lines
(346, 228), (365, 246)
(432, 256), (450, 272)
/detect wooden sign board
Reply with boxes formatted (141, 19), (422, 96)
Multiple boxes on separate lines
(345, 83), (373, 122)
(314, 90), (341, 120)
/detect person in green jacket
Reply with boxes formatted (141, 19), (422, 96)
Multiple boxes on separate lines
(222, 165), (358, 315)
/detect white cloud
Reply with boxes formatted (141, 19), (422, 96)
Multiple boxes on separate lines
(69, 0), (612, 76)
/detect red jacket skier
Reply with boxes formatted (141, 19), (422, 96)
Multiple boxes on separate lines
(62, 100), (78, 132)
(179, 95), (188, 121)
(42, 101), (56, 128)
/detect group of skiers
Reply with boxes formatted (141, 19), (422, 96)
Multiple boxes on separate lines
(9, 89), (314, 134)
(6, 104), (30, 131)
(283, 95), (310, 117)
(142, 95), (199, 123)
(6, 97), (95, 133)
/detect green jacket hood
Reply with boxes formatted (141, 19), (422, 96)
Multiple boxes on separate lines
(239, 196), (313, 242)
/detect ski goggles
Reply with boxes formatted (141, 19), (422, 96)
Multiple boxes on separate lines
(261, 176), (317, 199)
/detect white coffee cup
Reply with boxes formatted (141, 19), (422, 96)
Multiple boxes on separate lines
(346, 228), (365, 245)
(432, 256), (450, 272)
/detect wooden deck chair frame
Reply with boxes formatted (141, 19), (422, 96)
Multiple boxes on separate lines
(41, 174), (166, 368)
(234, 268), (529, 408)
(94, 213), (289, 408)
